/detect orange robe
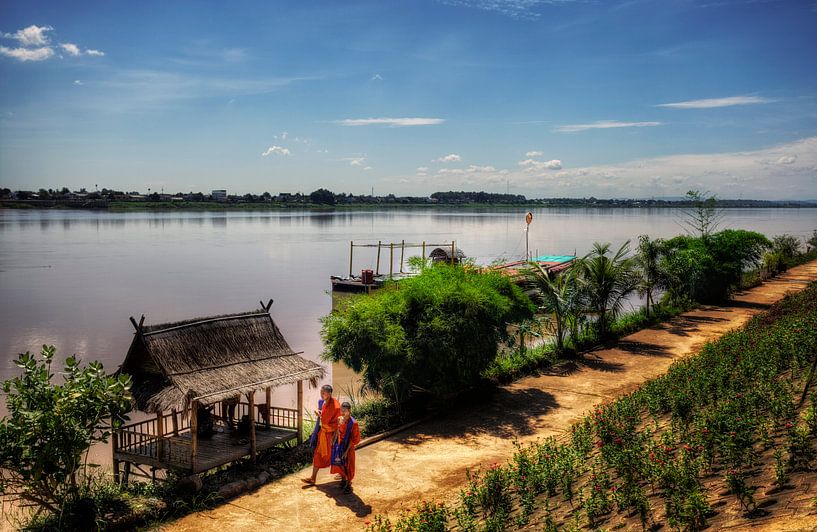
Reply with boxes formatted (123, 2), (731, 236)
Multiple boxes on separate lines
(312, 397), (340, 468)
(331, 418), (361, 481)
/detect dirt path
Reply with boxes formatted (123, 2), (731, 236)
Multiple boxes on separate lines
(166, 261), (817, 532)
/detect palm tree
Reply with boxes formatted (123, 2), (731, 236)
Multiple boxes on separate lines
(635, 235), (667, 319)
(523, 263), (581, 353)
(578, 241), (638, 339)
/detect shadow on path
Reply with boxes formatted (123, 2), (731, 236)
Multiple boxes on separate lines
(315, 483), (373, 518)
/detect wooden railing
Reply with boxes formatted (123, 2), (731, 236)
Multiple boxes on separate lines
(116, 410), (191, 461)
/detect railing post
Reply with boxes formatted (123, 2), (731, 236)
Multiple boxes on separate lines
(156, 411), (164, 462)
(389, 243), (394, 279)
(400, 239), (405, 273)
(451, 240), (455, 265)
(297, 380), (304, 444)
(349, 241), (354, 277)
(265, 387), (271, 429)
(190, 400), (199, 472)
(248, 392), (257, 464)
(375, 241), (381, 275)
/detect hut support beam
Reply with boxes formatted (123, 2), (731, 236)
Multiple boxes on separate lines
(156, 411), (164, 461)
(191, 400), (199, 472)
(171, 409), (178, 436)
(297, 380), (304, 444)
(248, 392), (257, 463)
(265, 387), (271, 429)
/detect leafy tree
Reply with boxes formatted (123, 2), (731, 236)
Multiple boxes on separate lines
(680, 190), (723, 238)
(309, 188), (336, 205)
(523, 263), (582, 353)
(772, 234), (801, 262)
(634, 235), (667, 318)
(0, 346), (131, 514)
(662, 230), (770, 302)
(321, 265), (534, 401)
(808, 230), (817, 252)
(577, 242), (638, 339)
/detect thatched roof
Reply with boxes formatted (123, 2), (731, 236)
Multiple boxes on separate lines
(119, 309), (325, 413)
(429, 246), (466, 263)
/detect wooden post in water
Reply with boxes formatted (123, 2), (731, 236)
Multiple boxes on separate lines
(400, 240), (405, 273)
(451, 241), (456, 265)
(248, 392), (257, 464)
(265, 387), (272, 429)
(375, 241), (381, 275)
(422, 241), (426, 263)
(156, 411), (164, 462)
(190, 400), (199, 472)
(349, 241), (354, 277)
(389, 243), (394, 279)
(297, 380), (304, 444)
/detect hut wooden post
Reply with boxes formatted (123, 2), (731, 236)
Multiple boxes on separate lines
(171, 409), (179, 436)
(349, 241), (354, 277)
(156, 411), (164, 462)
(112, 431), (120, 483)
(400, 239), (405, 273)
(190, 400), (199, 472)
(297, 380), (304, 444)
(389, 243), (394, 279)
(248, 392), (257, 463)
(375, 240), (381, 275)
(265, 387), (271, 429)
(422, 241), (426, 263)
(451, 241), (455, 265)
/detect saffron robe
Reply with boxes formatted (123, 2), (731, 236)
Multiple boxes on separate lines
(312, 397), (341, 469)
(330, 417), (361, 481)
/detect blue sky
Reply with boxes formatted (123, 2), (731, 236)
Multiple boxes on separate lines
(1, 0), (816, 199)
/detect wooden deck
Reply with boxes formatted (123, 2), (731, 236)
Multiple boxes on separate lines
(113, 403), (301, 474)
(115, 425), (297, 473)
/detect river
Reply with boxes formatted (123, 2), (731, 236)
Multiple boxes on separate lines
(1, 207), (815, 424)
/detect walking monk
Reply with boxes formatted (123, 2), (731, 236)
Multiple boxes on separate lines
(331, 401), (361, 494)
(302, 384), (340, 485)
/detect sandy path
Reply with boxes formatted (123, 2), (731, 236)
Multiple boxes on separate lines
(166, 261), (817, 532)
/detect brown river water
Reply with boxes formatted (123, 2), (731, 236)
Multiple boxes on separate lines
(1, 207), (815, 464)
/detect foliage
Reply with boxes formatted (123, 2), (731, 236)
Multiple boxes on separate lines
(680, 190), (723, 238)
(0, 345), (132, 516)
(634, 234), (667, 318)
(522, 264), (582, 352)
(576, 241), (638, 338)
(772, 233), (802, 262)
(321, 264), (534, 401)
(308, 188), (336, 205)
(663, 229), (770, 302)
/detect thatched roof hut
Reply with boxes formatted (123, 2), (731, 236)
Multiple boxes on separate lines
(429, 246), (466, 264)
(120, 305), (324, 413)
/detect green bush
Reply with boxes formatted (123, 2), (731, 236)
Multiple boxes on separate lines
(321, 265), (534, 401)
(0, 346), (132, 518)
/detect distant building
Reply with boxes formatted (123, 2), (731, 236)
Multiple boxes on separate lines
(212, 189), (227, 202)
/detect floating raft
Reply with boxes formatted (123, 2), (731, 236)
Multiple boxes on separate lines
(492, 254), (576, 277)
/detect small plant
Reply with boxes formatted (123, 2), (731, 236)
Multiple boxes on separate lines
(787, 423), (815, 471)
(725, 470), (757, 514)
(774, 448), (789, 490)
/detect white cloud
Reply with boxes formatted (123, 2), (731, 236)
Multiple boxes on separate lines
(371, 73), (383, 81)
(555, 121), (661, 133)
(0, 45), (54, 61)
(526, 150), (543, 157)
(776, 155), (797, 165)
(86, 49), (105, 57)
(261, 145), (290, 157)
(59, 43), (80, 56)
(336, 117), (445, 127)
(416, 166), (429, 172)
(657, 95), (772, 109)
(5, 25), (53, 47)
(341, 156), (367, 167)
(364, 166), (373, 171)
(519, 158), (562, 171)
(435, 153), (462, 163)
(73, 79), (83, 85)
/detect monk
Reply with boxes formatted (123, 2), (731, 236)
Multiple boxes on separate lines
(302, 384), (340, 485)
(331, 401), (361, 494)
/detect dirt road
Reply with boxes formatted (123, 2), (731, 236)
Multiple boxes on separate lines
(166, 261), (817, 532)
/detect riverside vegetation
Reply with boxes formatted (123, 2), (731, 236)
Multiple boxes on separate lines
(2, 198), (817, 530)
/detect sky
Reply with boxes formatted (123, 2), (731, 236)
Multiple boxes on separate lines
(0, 0), (816, 199)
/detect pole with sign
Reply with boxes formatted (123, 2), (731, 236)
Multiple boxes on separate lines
(525, 212), (533, 260)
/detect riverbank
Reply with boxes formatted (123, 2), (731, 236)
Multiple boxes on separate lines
(165, 259), (817, 531)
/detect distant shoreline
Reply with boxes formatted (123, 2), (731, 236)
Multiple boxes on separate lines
(2, 199), (816, 212)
